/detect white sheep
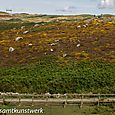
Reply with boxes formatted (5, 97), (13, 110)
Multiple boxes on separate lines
(21, 26), (25, 29)
(51, 43), (56, 46)
(77, 25), (81, 28)
(34, 24), (39, 27)
(55, 39), (59, 42)
(9, 47), (15, 52)
(28, 43), (33, 46)
(77, 44), (81, 47)
(83, 25), (87, 27)
(50, 49), (54, 52)
(23, 31), (29, 34)
(63, 54), (67, 57)
(15, 37), (23, 41)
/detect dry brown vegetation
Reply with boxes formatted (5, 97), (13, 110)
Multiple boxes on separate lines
(0, 14), (115, 66)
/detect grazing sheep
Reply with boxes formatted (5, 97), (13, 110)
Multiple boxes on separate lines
(28, 43), (33, 46)
(83, 25), (87, 27)
(50, 43), (56, 46)
(50, 49), (54, 52)
(55, 39), (59, 42)
(77, 25), (81, 28)
(34, 24), (39, 27)
(23, 31), (29, 34)
(9, 47), (15, 52)
(63, 53), (67, 57)
(77, 44), (81, 47)
(21, 26), (25, 29)
(15, 37), (23, 41)
(78, 40), (80, 42)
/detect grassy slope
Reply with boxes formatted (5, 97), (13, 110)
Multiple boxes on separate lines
(0, 16), (115, 93)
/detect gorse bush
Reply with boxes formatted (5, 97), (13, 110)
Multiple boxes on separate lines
(0, 55), (115, 94)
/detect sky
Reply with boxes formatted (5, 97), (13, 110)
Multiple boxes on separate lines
(0, 0), (115, 15)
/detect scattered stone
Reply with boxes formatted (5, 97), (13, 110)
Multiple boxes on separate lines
(15, 37), (23, 41)
(9, 47), (15, 52)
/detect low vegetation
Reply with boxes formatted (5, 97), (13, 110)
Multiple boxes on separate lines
(0, 13), (115, 94)
(0, 56), (114, 94)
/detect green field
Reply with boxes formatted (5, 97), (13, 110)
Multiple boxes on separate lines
(0, 104), (115, 115)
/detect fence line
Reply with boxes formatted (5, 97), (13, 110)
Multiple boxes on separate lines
(0, 93), (115, 107)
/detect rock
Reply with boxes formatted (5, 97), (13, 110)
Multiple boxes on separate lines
(15, 37), (23, 41)
(9, 47), (15, 52)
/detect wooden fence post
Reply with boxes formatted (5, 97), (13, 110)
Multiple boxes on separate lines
(45, 96), (48, 106)
(18, 95), (21, 106)
(63, 94), (68, 108)
(2, 96), (5, 105)
(80, 94), (83, 108)
(98, 94), (100, 106)
(32, 96), (34, 106)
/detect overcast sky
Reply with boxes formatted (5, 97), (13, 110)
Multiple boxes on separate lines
(0, 0), (115, 15)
